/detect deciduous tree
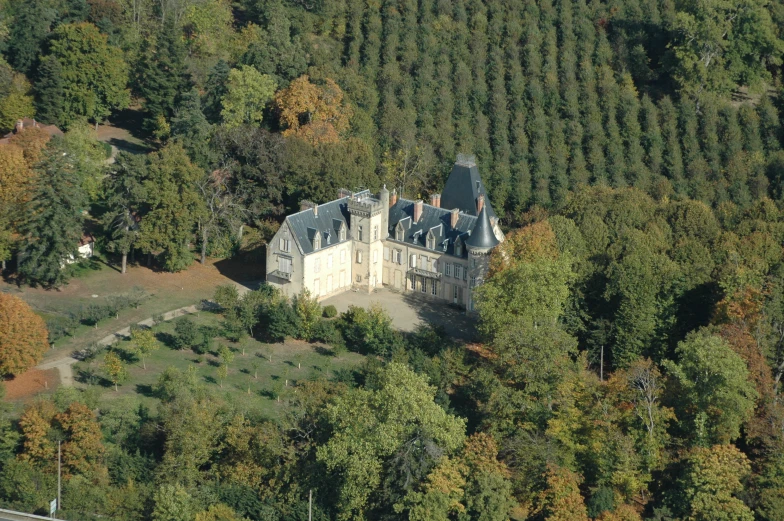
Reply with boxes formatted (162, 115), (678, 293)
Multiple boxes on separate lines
(275, 75), (352, 145)
(220, 65), (276, 129)
(0, 293), (48, 376)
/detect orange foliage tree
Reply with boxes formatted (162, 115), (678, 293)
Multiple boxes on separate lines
(8, 126), (51, 165)
(533, 464), (590, 521)
(56, 402), (105, 476)
(0, 292), (49, 376)
(275, 75), (352, 145)
(18, 399), (58, 469)
(18, 400), (105, 477)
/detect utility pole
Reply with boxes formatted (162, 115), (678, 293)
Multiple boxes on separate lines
(308, 489), (312, 521)
(57, 440), (61, 514)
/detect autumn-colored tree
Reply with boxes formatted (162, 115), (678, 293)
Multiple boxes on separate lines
(17, 399), (57, 468)
(533, 464), (589, 521)
(676, 444), (754, 521)
(595, 504), (643, 521)
(194, 503), (249, 521)
(0, 292), (49, 376)
(0, 73), (35, 132)
(55, 402), (105, 476)
(275, 75), (352, 145)
(8, 126), (50, 165)
(0, 144), (33, 209)
(103, 351), (127, 391)
(130, 328), (159, 370)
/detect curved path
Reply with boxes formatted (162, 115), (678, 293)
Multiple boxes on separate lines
(37, 283), (251, 387)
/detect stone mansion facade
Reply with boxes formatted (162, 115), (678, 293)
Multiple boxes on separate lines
(265, 157), (504, 311)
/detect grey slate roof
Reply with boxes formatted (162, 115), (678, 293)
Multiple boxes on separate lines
(285, 195), (354, 255)
(388, 198), (478, 257)
(440, 160), (497, 219)
(465, 205), (500, 249)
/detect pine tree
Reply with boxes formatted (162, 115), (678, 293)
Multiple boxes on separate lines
(757, 96), (781, 154)
(700, 95), (722, 181)
(640, 95), (664, 178)
(33, 56), (65, 126)
(202, 60), (231, 124)
(659, 96), (685, 193)
(19, 143), (88, 288)
(171, 89), (214, 169)
(135, 23), (191, 132)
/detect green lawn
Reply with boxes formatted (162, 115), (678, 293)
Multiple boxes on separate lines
(72, 311), (364, 419)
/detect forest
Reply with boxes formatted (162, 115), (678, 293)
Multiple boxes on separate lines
(1, 0), (784, 519)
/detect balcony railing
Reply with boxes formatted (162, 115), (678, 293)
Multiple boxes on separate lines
(408, 267), (441, 279)
(270, 269), (292, 281)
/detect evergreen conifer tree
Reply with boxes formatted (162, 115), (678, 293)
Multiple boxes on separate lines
(19, 142), (88, 288)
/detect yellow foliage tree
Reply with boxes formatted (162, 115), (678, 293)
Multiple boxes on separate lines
(18, 399), (57, 468)
(533, 464), (590, 521)
(0, 143), (33, 209)
(8, 126), (51, 165)
(275, 75), (352, 145)
(0, 292), (49, 376)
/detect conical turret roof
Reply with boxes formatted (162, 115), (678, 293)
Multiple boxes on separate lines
(465, 205), (499, 250)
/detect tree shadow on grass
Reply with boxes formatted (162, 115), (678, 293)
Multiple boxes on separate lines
(207, 359), (221, 367)
(314, 346), (335, 357)
(135, 383), (155, 397)
(240, 368), (251, 375)
(204, 376), (217, 385)
(155, 332), (177, 349)
(258, 388), (276, 400)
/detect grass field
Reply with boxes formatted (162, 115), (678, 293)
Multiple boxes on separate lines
(1, 253), (265, 362)
(71, 311), (364, 419)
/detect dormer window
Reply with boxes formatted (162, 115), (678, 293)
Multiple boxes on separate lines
(326, 231), (331, 245)
(313, 232), (321, 250)
(427, 233), (435, 250)
(340, 225), (346, 241)
(395, 223), (404, 241)
(455, 239), (463, 257)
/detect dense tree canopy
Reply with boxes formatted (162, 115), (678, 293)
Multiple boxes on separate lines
(0, 292), (48, 376)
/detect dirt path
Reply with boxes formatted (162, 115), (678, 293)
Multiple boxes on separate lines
(37, 283), (251, 387)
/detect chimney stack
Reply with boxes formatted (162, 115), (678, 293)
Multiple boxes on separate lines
(15, 120), (23, 134)
(300, 200), (317, 213)
(413, 199), (423, 223)
(476, 193), (485, 214)
(390, 189), (397, 206)
(430, 193), (441, 208)
(450, 208), (459, 229)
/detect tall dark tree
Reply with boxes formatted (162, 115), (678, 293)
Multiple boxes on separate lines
(134, 23), (191, 132)
(6, 1), (58, 75)
(171, 89), (214, 169)
(201, 60), (230, 124)
(18, 141), (88, 288)
(33, 56), (65, 126)
(101, 152), (148, 274)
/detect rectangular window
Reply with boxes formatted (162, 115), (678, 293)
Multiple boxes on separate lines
(431, 280), (437, 295)
(420, 277), (426, 292)
(358, 226), (364, 241)
(357, 251), (363, 264)
(396, 250), (402, 264)
(314, 258), (321, 273)
(356, 274), (362, 283)
(373, 225), (379, 240)
(373, 250), (378, 264)
(279, 256), (292, 274)
(470, 276), (476, 288)
(445, 263), (452, 277)
(455, 265), (462, 279)
(280, 238), (290, 252)
(420, 255), (428, 270)
(464, 268), (468, 281)
(340, 249), (346, 264)
(410, 254), (416, 268)
(384, 247), (390, 261)
(327, 254), (333, 269)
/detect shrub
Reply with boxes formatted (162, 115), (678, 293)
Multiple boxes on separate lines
(311, 319), (344, 347)
(322, 305), (338, 318)
(214, 284), (240, 311)
(260, 299), (298, 343)
(338, 304), (403, 357)
(173, 317), (199, 349)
